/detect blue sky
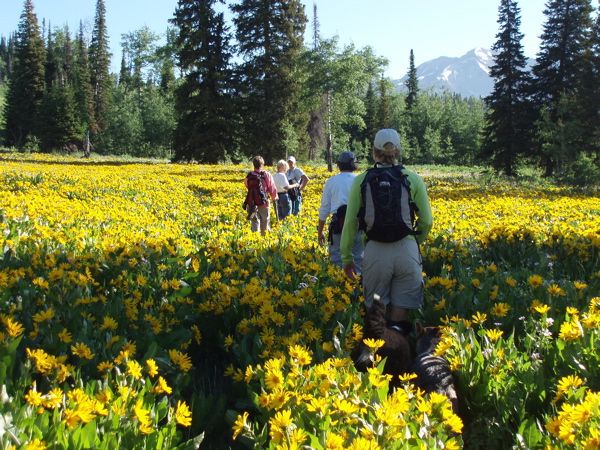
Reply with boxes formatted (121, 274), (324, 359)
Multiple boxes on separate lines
(1, 0), (549, 79)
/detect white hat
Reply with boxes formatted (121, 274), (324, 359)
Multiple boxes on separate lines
(373, 129), (401, 151)
(287, 155), (296, 163)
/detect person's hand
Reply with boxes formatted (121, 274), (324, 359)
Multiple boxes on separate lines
(344, 262), (357, 280)
(318, 231), (326, 246)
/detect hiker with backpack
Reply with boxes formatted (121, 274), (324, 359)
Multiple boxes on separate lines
(317, 151), (364, 270)
(340, 128), (433, 337)
(286, 156), (310, 215)
(273, 159), (299, 221)
(243, 156), (278, 234)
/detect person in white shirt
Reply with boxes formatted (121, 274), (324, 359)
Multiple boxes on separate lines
(286, 156), (309, 215)
(273, 160), (298, 220)
(317, 151), (363, 270)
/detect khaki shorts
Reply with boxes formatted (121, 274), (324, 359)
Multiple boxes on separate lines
(361, 237), (423, 309)
(250, 205), (270, 233)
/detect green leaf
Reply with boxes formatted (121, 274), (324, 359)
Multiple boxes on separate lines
(516, 418), (543, 448)
(174, 432), (204, 450)
(81, 420), (97, 448)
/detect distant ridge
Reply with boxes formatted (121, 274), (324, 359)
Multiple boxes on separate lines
(394, 48), (496, 98)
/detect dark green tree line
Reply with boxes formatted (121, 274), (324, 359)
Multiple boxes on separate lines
(481, 0), (532, 176)
(531, 0), (594, 177)
(231, 0), (307, 163)
(171, 0), (236, 163)
(4, 0), (45, 148)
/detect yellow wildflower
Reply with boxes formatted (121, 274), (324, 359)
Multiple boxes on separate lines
(547, 284), (566, 297)
(127, 360), (143, 379)
(146, 358), (159, 377)
(174, 400), (192, 427)
(168, 349), (192, 372)
(491, 302), (510, 317)
(58, 328), (72, 343)
(25, 386), (43, 407)
(4, 317), (24, 337)
(154, 376), (172, 395)
(24, 439), (47, 450)
(232, 411), (249, 440)
(486, 329), (503, 342)
(71, 342), (94, 360)
(362, 338), (385, 350)
(528, 274), (544, 288)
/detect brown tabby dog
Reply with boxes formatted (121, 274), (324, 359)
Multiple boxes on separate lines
(351, 298), (412, 386)
(412, 324), (459, 413)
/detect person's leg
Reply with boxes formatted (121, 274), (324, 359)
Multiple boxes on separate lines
(361, 240), (394, 308)
(258, 206), (270, 235)
(329, 233), (343, 267)
(352, 233), (364, 273)
(276, 198), (284, 220)
(281, 194), (291, 219)
(389, 238), (423, 333)
(250, 207), (259, 232)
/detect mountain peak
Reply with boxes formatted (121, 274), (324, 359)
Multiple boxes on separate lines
(395, 48), (494, 98)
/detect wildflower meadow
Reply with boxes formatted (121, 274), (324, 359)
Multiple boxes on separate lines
(0, 152), (598, 450)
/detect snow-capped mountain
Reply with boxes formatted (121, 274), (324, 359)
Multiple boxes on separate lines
(394, 48), (495, 98)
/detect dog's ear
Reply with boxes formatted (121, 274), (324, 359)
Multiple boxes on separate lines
(415, 320), (424, 338)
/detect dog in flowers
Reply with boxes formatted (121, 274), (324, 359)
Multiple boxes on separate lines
(351, 296), (412, 384)
(412, 324), (459, 413)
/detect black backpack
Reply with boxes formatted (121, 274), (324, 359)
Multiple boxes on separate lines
(243, 171), (268, 209)
(358, 164), (418, 242)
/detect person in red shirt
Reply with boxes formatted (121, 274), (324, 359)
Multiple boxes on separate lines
(244, 156), (278, 234)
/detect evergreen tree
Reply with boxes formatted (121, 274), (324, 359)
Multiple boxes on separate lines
(532, 0), (594, 175)
(0, 36), (9, 83)
(171, 0), (236, 162)
(363, 80), (377, 144)
(39, 24), (80, 151)
(232, 0), (307, 163)
(405, 49), (419, 110)
(376, 73), (392, 128)
(305, 3), (325, 161)
(578, 5), (600, 156)
(38, 83), (79, 151)
(4, 0), (46, 147)
(481, 0), (533, 176)
(89, 0), (112, 137)
(118, 53), (131, 87)
(59, 25), (74, 85)
(73, 22), (95, 135)
(44, 25), (57, 87)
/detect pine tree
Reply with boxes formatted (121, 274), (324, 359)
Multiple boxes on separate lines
(306, 3), (325, 161)
(89, 0), (111, 137)
(0, 36), (8, 83)
(171, 0), (236, 162)
(232, 0), (307, 163)
(405, 49), (419, 110)
(38, 83), (79, 151)
(578, 5), (600, 156)
(60, 25), (74, 86)
(363, 80), (377, 143)
(119, 53), (131, 87)
(532, 0), (594, 175)
(481, 0), (533, 176)
(39, 24), (80, 151)
(4, 0), (46, 147)
(73, 22), (95, 135)
(44, 25), (57, 87)
(376, 74), (392, 128)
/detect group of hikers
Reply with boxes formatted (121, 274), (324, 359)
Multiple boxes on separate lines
(243, 128), (433, 341)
